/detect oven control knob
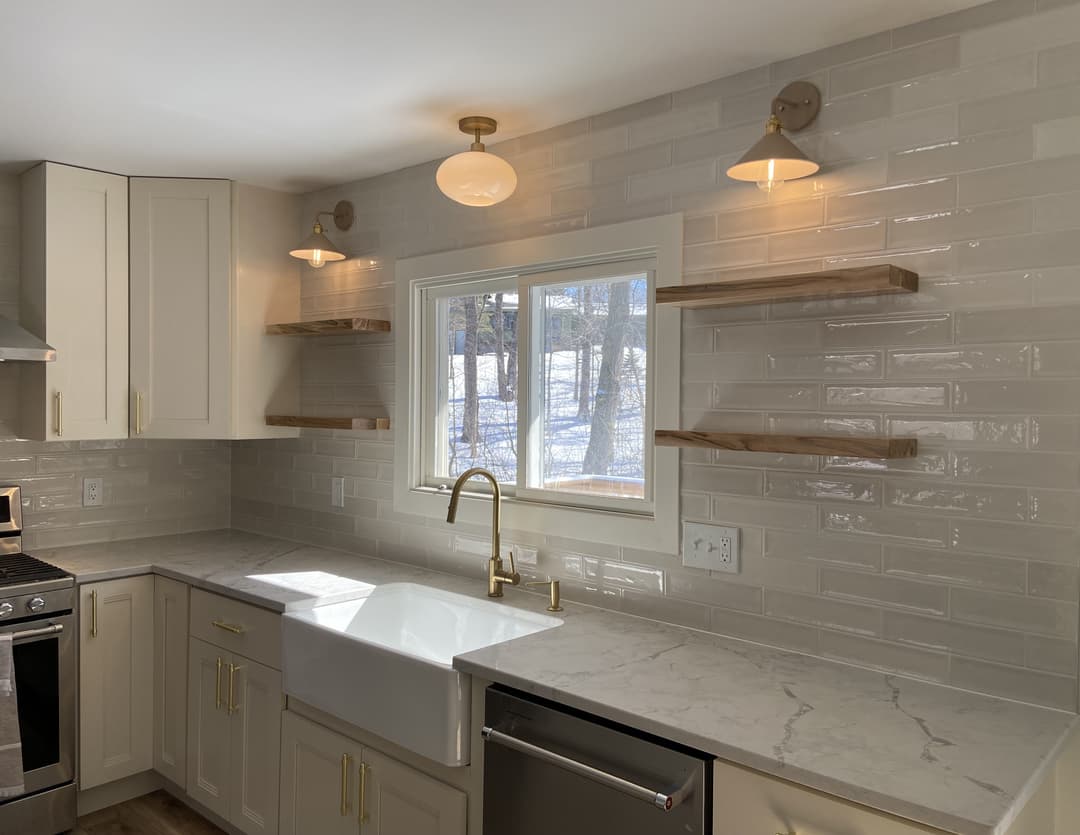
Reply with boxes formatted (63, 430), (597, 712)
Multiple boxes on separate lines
(0, 602), (12, 618)
(26, 596), (46, 613)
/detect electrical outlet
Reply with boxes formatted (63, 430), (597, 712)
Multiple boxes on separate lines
(682, 522), (739, 573)
(330, 477), (345, 508)
(82, 477), (103, 508)
(515, 546), (538, 566)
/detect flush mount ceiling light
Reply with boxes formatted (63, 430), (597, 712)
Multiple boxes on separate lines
(436, 116), (518, 207)
(727, 81), (822, 193)
(289, 200), (354, 268)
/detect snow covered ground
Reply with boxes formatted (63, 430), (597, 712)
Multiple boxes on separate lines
(444, 348), (645, 489)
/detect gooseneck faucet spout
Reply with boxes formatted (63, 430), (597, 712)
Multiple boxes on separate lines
(446, 467), (520, 597)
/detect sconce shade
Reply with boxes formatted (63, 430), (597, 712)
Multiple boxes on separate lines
(726, 130), (819, 185)
(437, 148), (518, 207)
(289, 224), (347, 269)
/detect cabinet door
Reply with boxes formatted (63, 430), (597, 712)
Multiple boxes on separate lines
(713, 759), (939, 835)
(361, 747), (466, 835)
(19, 162), (129, 441)
(153, 576), (189, 787)
(280, 712), (363, 835)
(186, 637), (232, 820)
(129, 177), (231, 439)
(79, 576), (153, 789)
(229, 655), (283, 835)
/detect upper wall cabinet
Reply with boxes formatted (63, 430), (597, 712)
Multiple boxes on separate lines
(129, 179), (300, 440)
(19, 162), (129, 441)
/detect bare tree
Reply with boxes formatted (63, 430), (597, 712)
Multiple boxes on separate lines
(582, 281), (630, 476)
(493, 293), (513, 402)
(461, 295), (482, 450)
(577, 285), (593, 421)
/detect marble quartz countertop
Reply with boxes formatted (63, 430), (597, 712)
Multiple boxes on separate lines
(41, 529), (1077, 835)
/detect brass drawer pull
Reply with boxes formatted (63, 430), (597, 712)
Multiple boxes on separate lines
(90, 589), (98, 637)
(340, 753), (351, 816)
(212, 620), (245, 634)
(135, 391), (143, 435)
(215, 657), (223, 709)
(55, 391), (62, 437)
(359, 762), (369, 823)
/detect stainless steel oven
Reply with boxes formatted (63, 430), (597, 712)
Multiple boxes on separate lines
(0, 486), (77, 835)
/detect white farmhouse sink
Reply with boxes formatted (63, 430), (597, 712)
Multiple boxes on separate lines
(282, 582), (562, 765)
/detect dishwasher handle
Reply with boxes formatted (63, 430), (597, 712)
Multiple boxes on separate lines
(481, 726), (692, 812)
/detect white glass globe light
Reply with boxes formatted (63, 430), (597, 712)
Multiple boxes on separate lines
(437, 148), (518, 207)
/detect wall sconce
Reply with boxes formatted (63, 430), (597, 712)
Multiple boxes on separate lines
(436, 116), (518, 207)
(289, 200), (354, 268)
(726, 81), (821, 193)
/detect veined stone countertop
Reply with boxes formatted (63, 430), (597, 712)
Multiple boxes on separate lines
(42, 529), (1077, 835)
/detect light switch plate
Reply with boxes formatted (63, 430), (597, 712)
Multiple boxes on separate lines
(682, 522), (739, 573)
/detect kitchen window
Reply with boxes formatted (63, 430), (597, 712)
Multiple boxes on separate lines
(395, 215), (682, 552)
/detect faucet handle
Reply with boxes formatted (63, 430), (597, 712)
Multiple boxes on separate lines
(525, 579), (563, 613)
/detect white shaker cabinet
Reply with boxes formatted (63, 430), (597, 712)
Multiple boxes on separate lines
(19, 162), (129, 441)
(280, 712), (466, 835)
(129, 179), (300, 440)
(78, 576), (154, 790)
(153, 576), (189, 788)
(129, 178), (232, 438)
(187, 638), (283, 835)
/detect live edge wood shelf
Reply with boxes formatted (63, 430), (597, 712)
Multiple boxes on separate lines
(266, 415), (390, 431)
(655, 264), (918, 309)
(655, 431), (917, 459)
(265, 317), (391, 335)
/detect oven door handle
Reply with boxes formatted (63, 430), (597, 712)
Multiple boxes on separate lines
(8, 623), (64, 642)
(481, 726), (691, 811)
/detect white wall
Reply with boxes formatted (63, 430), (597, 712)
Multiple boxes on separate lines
(232, 0), (1080, 710)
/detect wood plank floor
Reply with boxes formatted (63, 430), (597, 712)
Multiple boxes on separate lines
(73, 790), (226, 835)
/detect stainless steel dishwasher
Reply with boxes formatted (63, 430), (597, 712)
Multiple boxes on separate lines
(483, 686), (711, 834)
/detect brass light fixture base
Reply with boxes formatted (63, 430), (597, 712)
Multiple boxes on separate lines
(458, 116), (498, 137)
(331, 200), (354, 232)
(771, 81), (822, 132)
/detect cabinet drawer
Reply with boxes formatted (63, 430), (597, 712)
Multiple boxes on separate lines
(190, 588), (281, 671)
(713, 759), (939, 835)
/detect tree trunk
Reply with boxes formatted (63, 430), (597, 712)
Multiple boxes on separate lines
(461, 296), (480, 451)
(577, 285), (593, 421)
(494, 293), (511, 402)
(582, 281), (629, 476)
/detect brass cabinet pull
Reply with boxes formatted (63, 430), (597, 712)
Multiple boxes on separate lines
(211, 620), (245, 634)
(339, 754), (351, 816)
(215, 657), (223, 709)
(227, 663), (241, 715)
(135, 391), (143, 435)
(359, 762), (369, 823)
(89, 589), (98, 637)
(54, 391), (62, 437)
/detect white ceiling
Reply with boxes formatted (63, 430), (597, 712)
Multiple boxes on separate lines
(1, 0), (985, 192)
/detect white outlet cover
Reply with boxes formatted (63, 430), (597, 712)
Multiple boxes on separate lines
(682, 522), (740, 573)
(330, 477), (345, 508)
(515, 546), (539, 566)
(82, 477), (103, 508)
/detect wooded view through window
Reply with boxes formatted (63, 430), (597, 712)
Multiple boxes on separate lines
(432, 270), (650, 504)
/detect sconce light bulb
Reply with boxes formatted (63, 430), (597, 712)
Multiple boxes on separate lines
(308, 249), (326, 268)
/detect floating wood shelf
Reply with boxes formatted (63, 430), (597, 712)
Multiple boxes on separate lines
(655, 430), (917, 459)
(265, 317), (391, 335)
(656, 264), (918, 309)
(266, 415), (390, 431)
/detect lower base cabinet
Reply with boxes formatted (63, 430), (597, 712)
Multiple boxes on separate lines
(713, 759), (942, 835)
(280, 712), (466, 835)
(187, 636), (282, 835)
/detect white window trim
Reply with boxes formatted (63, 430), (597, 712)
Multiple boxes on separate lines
(394, 213), (682, 553)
